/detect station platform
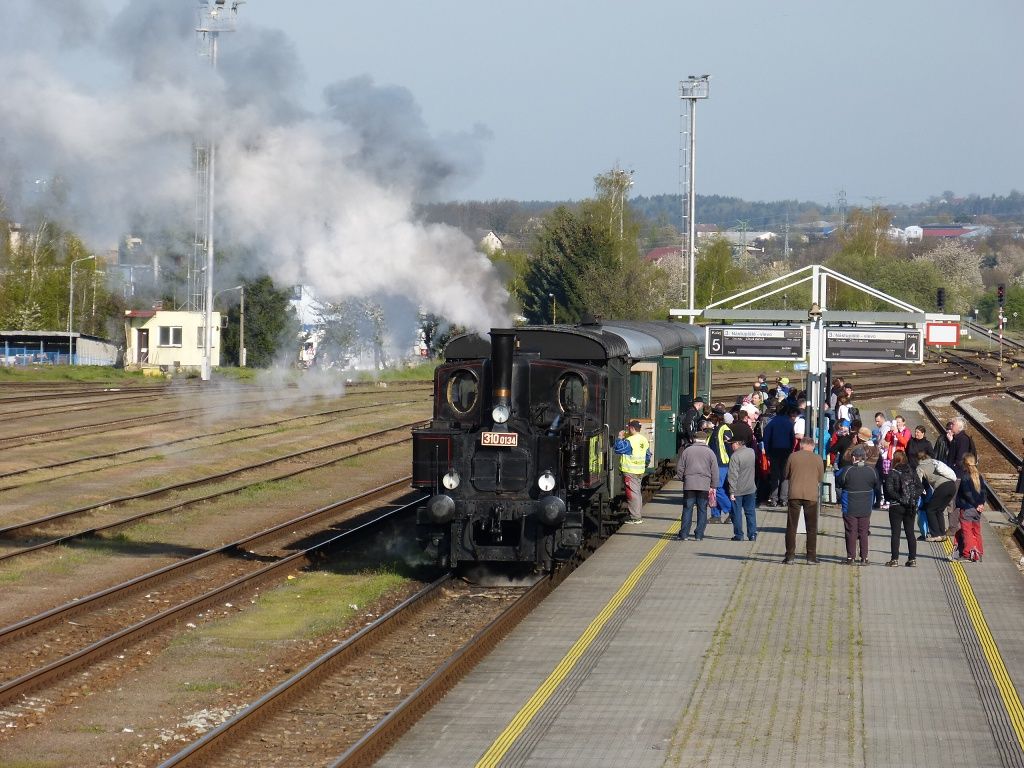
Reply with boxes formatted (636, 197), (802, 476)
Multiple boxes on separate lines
(375, 482), (1024, 767)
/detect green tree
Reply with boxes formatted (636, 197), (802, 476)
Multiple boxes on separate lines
(220, 276), (298, 368)
(0, 221), (120, 335)
(695, 237), (750, 306)
(520, 169), (669, 324)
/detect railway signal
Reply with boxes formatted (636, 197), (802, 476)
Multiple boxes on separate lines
(998, 283), (1006, 307)
(936, 288), (945, 311)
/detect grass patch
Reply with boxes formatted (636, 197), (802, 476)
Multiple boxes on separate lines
(213, 366), (259, 383)
(349, 361), (440, 383)
(74, 724), (106, 734)
(237, 477), (302, 499)
(0, 365), (150, 384)
(195, 568), (408, 648)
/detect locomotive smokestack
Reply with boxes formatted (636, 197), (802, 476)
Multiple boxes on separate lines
(490, 330), (515, 411)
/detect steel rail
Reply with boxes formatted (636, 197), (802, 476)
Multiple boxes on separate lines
(0, 396), (429, 484)
(0, 488), (425, 708)
(0, 421), (424, 542)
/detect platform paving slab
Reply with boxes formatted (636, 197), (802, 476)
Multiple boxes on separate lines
(374, 485), (1024, 768)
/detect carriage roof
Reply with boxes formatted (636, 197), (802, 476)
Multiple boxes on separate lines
(443, 321), (705, 363)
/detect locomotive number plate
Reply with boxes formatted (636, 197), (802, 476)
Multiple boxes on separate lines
(481, 431), (518, 447)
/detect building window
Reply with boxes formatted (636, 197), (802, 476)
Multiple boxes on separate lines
(158, 326), (182, 347)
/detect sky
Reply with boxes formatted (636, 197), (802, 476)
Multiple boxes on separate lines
(241, 0), (1024, 206)
(0, 1), (1020, 338)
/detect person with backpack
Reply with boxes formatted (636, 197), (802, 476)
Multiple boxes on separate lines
(953, 453), (986, 562)
(883, 450), (921, 567)
(916, 451), (957, 542)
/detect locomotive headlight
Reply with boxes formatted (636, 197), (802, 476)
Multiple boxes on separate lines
(537, 471), (556, 492)
(491, 404), (511, 424)
(442, 471), (461, 490)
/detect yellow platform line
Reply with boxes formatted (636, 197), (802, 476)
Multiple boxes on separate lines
(475, 521), (681, 768)
(944, 539), (1024, 750)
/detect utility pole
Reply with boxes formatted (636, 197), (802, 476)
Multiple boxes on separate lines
(679, 75), (710, 323)
(195, 0), (241, 381)
(783, 212), (791, 258)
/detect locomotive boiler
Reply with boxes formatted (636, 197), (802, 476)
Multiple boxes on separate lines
(412, 320), (709, 573)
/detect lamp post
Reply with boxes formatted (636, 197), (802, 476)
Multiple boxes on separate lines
(549, 293), (556, 325)
(68, 254), (96, 364)
(211, 286), (243, 368)
(679, 74), (710, 323)
(196, 0), (241, 381)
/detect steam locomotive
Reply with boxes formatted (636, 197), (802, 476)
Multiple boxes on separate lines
(411, 320), (710, 573)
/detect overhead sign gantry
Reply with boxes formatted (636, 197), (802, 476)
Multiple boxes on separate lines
(671, 263), (958, 454)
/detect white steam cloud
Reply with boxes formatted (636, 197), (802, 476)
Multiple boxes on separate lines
(0, 0), (510, 334)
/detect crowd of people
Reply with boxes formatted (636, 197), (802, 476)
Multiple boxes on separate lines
(669, 374), (990, 565)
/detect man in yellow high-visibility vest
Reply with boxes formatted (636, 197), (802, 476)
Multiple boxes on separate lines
(614, 419), (651, 525)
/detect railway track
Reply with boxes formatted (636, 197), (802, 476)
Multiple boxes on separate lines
(0, 422), (423, 564)
(157, 569), (561, 768)
(0, 396), (431, 486)
(0, 382), (430, 449)
(0, 480), (424, 711)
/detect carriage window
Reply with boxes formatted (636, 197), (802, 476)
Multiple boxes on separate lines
(629, 371), (652, 420)
(557, 372), (588, 413)
(446, 369), (479, 415)
(659, 366), (673, 409)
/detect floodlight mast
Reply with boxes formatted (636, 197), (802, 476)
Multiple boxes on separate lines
(679, 75), (710, 324)
(195, 1), (240, 381)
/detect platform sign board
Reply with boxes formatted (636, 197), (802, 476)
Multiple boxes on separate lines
(823, 327), (923, 363)
(706, 325), (806, 361)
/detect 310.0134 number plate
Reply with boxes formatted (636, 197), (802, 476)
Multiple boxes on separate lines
(480, 431), (518, 447)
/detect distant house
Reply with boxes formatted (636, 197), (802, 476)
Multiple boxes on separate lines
(802, 221), (838, 239)
(921, 225), (969, 238)
(123, 309), (222, 371)
(886, 226), (906, 243)
(475, 230), (505, 253)
(718, 230), (776, 252)
(905, 225), (923, 242)
(644, 246), (682, 265)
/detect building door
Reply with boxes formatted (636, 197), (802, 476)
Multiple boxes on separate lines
(138, 329), (149, 364)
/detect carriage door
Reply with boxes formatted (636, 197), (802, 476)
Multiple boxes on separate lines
(655, 358), (681, 462)
(628, 363), (656, 469)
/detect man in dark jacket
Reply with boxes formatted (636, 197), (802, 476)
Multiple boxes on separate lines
(947, 416), (973, 473)
(679, 396), (705, 447)
(837, 446), (879, 564)
(761, 405), (796, 507)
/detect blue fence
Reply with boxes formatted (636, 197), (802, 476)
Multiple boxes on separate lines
(1, 344), (111, 367)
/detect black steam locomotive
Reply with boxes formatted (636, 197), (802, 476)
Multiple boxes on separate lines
(412, 320), (709, 573)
